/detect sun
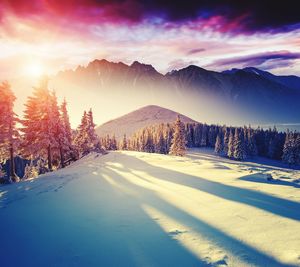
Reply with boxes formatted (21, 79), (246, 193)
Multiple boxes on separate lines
(25, 61), (44, 77)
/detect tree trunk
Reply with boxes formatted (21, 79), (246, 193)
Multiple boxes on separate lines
(48, 144), (53, 171)
(60, 146), (65, 168)
(9, 143), (18, 182)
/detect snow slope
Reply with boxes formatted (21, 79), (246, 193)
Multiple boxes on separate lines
(1, 150), (300, 267)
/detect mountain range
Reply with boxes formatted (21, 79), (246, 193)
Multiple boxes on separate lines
(52, 59), (300, 127)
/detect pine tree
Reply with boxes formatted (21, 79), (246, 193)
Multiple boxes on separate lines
(60, 99), (73, 147)
(87, 109), (99, 151)
(282, 131), (297, 166)
(169, 115), (186, 156)
(233, 128), (247, 160)
(223, 127), (229, 155)
(120, 134), (128, 150)
(110, 134), (117, 150)
(21, 77), (59, 171)
(0, 81), (20, 182)
(214, 134), (222, 154)
(200, 124), (207, 147)
(50, 91), (66, 168)
(296, 134), (300, 165)
(74, 111), (89, 156)
(247, 127), (258, 157)
(227, 130), (234, 158)
(156, 125), (167, 154)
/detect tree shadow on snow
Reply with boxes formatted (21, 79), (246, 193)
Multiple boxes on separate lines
(113, 153), (300, 222)
(100, 163), (296, 267)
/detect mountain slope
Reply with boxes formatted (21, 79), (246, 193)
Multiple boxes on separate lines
(96, 105), (197, 140)
(1, 150), (300, 266)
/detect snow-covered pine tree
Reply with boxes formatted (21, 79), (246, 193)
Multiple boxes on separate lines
(185, 123), (195, 147)
(87, 109), (99, 151)
(282, 131), (297, 166)
(110, 134), (117, 150)
(50, 91), (66, 168)
(144, 128), (154, 153)
(247, 127), (258, 157)
(223, 127), (229, 155)
(21, 77), (59, 171)
(0, 81), (20, 182)
(296, 134), (300, 165)
(74, 111), (89, 156)
(165, 123), (174, 153)
(200, 124), (207, 147)
(120, 134), (128, 150)
(156, 124), (167, 154)
(214, 134), (222, 154)
(169, 115), (186, 156)
(227, 129), (234, 158)
(233, 128), (247, 160)
(60, 98), (73, 162)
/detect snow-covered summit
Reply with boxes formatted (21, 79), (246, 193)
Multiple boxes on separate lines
(96, 105), (197, 140)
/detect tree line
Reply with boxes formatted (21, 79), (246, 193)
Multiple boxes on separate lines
(101, 117), (300, 166)
(0, 79), (100, 183)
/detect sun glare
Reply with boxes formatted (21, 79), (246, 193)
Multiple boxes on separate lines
(25, 62), (44, 77)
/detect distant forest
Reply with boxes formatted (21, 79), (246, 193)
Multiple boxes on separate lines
(101, 120), (300, 166)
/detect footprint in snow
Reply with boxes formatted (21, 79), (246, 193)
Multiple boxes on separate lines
(168, 229), (187, 236)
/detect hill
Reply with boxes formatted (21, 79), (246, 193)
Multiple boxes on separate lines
(96, 105), (197, 140)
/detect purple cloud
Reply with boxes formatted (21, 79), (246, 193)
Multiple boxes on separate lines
(207, 51), (300, 70)
(186, 48), (206, 55)
(1, 0), (300, 34)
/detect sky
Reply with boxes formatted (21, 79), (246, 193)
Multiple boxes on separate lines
(1, 0), (300, 127)
(1, 0), (300, 79)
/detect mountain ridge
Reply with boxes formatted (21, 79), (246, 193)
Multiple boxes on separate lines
(53, 59), (300, 126)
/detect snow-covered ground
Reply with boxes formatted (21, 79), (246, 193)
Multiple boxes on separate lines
(1, 149), (300, 267)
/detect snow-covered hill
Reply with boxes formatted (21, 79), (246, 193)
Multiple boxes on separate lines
(96, 105), (197, 140)
(1, 150), (300, 267)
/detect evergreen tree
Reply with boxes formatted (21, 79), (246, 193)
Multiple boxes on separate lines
(50, 91), (66, 168)
(120, 134), (128, 150)
(214, 134), (223, 154)
(223, 127), (229, 155)
(74, 111), (90, 156)
(156, 125), (167, 154)
(233, 128), (247, 160)
(110, 134), (117, 150)
(60, 99), (73, 147)
(200, 124), (207, 146)
(247, 127), (258, 157)
(87, 109), (99, 150)
(296, 134), (300, 165)
(169, 116), (186, 156)
(282, 131), (297, 166)
(227, 129), (234, 158)
(0, 81), (20, 182)
(21, 78), (59, 171)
